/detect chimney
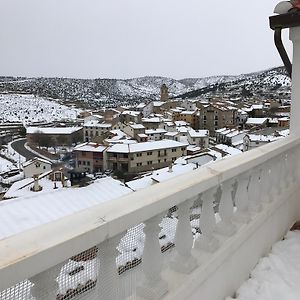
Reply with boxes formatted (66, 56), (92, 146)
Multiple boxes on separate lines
(32, 175), (41, 192)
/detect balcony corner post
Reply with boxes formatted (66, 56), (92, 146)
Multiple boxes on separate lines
(290, 26), (300, 136)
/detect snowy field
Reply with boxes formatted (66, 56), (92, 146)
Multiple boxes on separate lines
(227, 231), (300, 300)
(0, 94), (81, 123)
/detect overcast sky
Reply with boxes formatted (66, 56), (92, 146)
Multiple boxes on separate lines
(0, 0), (293, 79)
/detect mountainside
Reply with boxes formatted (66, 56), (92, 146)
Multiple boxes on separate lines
(177, 67), (291, 100)
(0, 67), (291, 108)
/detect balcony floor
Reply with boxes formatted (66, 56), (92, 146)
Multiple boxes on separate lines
(227, 230), (300, 300)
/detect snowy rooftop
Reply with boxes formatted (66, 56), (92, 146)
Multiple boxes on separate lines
(245, 118), (268, 125)
(214, 144), (242, 156)
(0, 177), (132, 240)
(175, 121), (189, 126)
(145, 128), (167, 135)
(188, 129), (209, 138)
(180, 110), (197, 115)
(107, 140), (188, 153)
(26, 126), (82, 135)
(73, 142), (107, 153)
(142, 117), (161, 123)
(130, 124), (145, 129)
(251, 104), (263, 110)
(152, 101), (165, 107)
(22, 157), (52, 167)
(246, 134), (277, 142)
(121, 110), (140, 117)
(164, 131), (179, 137)
(126, 163), (196, 191)
(84, 121), (112, 128)
(4, 173), (69, 200)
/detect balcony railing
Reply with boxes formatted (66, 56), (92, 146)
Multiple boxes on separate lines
(1, 135), (300, 300)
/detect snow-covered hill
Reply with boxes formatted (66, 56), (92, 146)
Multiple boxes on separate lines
(0, 67), (291, 108)
(178, 67), (291, 100)
(0, 94), (81, 124)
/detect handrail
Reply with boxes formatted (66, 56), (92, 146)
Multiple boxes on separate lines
(0, 135), (299, 291)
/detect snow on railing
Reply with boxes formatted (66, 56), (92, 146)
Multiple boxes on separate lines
(0, 136), (300, 300)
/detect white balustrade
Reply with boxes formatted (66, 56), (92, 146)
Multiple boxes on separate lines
(195, 187), (219, 252)
(1, 136), (300, 300)
(170, 199), (198, 274)
(137, 214), (168, 300)
(233, 172), (251, 223)
(30, 262), (64, 300)
(216, 180), (236, 236)
(96, 233), (123, 300)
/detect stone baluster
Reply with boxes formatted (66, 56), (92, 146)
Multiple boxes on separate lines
(97, 233), (123, 300)
(137, 214), (168, 300)
(216, 180), (236, 236)
(233, 172), (251, 223)
(195, 187), (219, 252)
(170, 199), (198, 274)
(30, 262), (64, 300)
(248, 167), (262, 214)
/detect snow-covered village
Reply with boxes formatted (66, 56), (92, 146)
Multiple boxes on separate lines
(1, 1), (300, 300)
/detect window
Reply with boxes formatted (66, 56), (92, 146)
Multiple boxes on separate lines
(43, 166), (46, 169)
(147, 151), (152, 156)
(78, 160), (81, 165)
(158, 159), (161, 163)
(147, 161), (152, 165)
(164, 159), (167, 162)
(96, 131), (99, 136)
(172, 148), (176, 152)
(203, 115), (207, 120)
(83, 161), (86, 165)
(136, 153), (142, 157)
(172, 157), (176, 162)
(181, 147), (185, 151)
(87, 161), (90, 166)
(137, 162), (142, 166)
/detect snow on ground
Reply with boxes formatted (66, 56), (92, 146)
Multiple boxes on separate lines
(227, 231), (300, 300)
(0, 94), (81, 123)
